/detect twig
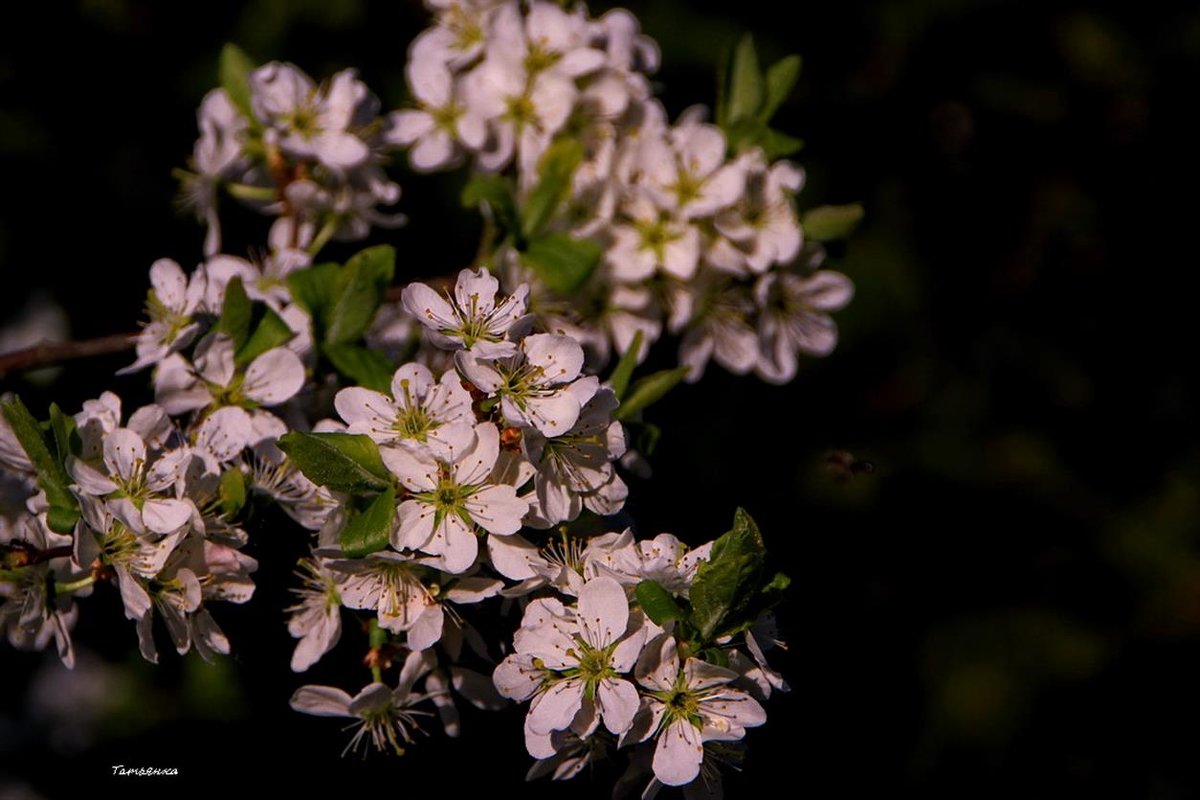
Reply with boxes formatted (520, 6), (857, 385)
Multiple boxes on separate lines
(0, 333), (138, 380)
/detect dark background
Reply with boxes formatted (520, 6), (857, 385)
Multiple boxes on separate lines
(3, 0), (1199, 796)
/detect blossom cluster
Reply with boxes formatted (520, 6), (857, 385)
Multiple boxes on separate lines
(0, 0), (861, 794)
(393, 0), (854, 384)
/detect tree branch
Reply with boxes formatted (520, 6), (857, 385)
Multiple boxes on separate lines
(0, 333), (139, 380)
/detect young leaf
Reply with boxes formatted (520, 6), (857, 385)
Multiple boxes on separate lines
(219, 43), (257, 123)
(727, 34), (763, 124)
(636, 580), (686, 625)
(1, 397), (79, 533)
(625, 420), (662, 457)
(758, 128), (805, 160)
(520, 139), (584, 240)
(219, 468), (247, 517)
(606, 330), (644, 400)
(760, 55), (802, 122)
(802, 203), (865, 242)
(234, 306), (295, 367)
(613, 366), (690, 421)
(340, 487), (396, 558)
(48, 403), (79, 464)
(325, 343), (396, 394)
(217, 276), (253, 350)
(521, 233), (602, 296)
(325, 245), (395, 346)
(688, 508), (766, 641)
(277, 431), (392, 494)
(462, 174), (519, 241)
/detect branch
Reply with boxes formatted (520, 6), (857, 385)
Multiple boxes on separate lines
(0, 333), (138, 380)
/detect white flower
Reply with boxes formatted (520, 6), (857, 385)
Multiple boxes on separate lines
(286, 557), (344, 672)
(754, 268), (854, 384)
(183, 89), (249, 256)
(119, 259), (207, 374)
(642, 113), (745, 221)
(250, 64), (373, 171)
(334, 363), (473, 460)
(676, 281), (759, 383)
(607, 191), (700, 281)
(711, 157), (804, 275)
(387, 53), (486, 171)
(387, 423), (528, 574)
(494, 576), (647, 741)
(588, 532), (711, 595)
(523, 385), (627, 526)
(290, 680), (430, 756)
(456, 333), (594, 437)
(628, 635), (767, 787)
(154, 336), (305, 416)
(0, 515), (83, 668)
(68, 428), (193, 536)
(401, 267), (530, 356)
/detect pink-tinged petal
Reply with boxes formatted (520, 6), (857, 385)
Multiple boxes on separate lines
(557, 47), (607, 77)
(653, 719), (705, 786)
(578, 575), (629, 649)
(452, 423), (500, 486)
(348, 682), (395, 717)
(381, 447), (438, 492)
(406, 54), (452, 107)
(115, 566), (151, 621)
(427, 514), (478, 574)
(662, 226), (700, 280)
(402, 282), (458, 330)
(68, 458), (118, 496)
(406, 605), (445, 652)
(610, 623), (648, 673)
(524, 716), (557, 759)
(597, 677), (640, 734)
(454, 351), (504, 393)
(103, 428), (146, 482)
(335, 387), (395, 436)
(195, 406), (253, 464)
(456, 110), (487, 150)
(454, 267), (500, 317)
(700, 691), (766, 740)
(393, 499), (436, 552)
(522, 333), (584, 384)
(196, 336), (236, 387)
(149, 259), (188, 311)
(388, 109), (435, 146)
(244, 348), (305, 405)
(619, 702), (664, 748)
(290, 608), (341, 673)
(312, 131), (369, 170)
(486, 533), (541, 580)
(527, 678), (585, 735)
(494, 654), (544, 702)
(675, 122), (726, 177)
(684, 658), (739, 691)
(142, 498), (194, 534)
(636, 633), (680, 692)
(107, 496), (146, 535)
(444, 576), (503, 604)
(464, 484), (527, 536)
(803, 270), (855, 311)
(519, 391), (582, 438)
(452, 666), (507, 710)
(688, 164), (744, 218)
(389, 363), (435, 408)
(411, 129), (457, 171)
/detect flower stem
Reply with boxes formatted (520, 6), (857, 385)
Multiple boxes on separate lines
(307, 215), (341, 258)
(55, 574), (96, 596)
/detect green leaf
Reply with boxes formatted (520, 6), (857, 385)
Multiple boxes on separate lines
(1, 397), (78, 533)
(325, 245), (395, 347)
(235, 306), (295, 367)
(219, 44), (257, 124)
(277, 432), (392, 494)
(802, 203), (865, 242)
(520, 139), (584, 240)
(48, 403), (78, 464)
(759, 128), (805, 160)
(689, 508), (766, 641)
(614, 366), (689, 421)
(760, 55), (802, 122)
(286, 262), (338, 344)
(462, 174), (519, 240)
(727, 34), (763, 124)
(219, 468), (247, 517)
(521, 233), (602, 296)
(626, 420), (661, 457)
(636, 580), (686, 625)
(340, 487), (396, 558)
(217, 277), (253, 350)
(325, 343), (396, 393)
(606, 330), (644, 400)
(700, 647), (730, 668)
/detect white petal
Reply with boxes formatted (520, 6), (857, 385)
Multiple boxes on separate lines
(577, 575), (629, 649)
(653, 719), (705, 786)
(142, 498), (194, 534)
(393, 499), (436, 552)
(464, 484), (527, 535)
(289, 685), (353, 717)
(244, 348), (305, 405)
(402, 283), (458, 331)
(527, 678), (585, 735)
(149, 259), (188, 311)
(494, 654), (543, 702)
(636, 633), (680, 692)
(103, 428), (146, 482)
(597, 677), (640, 734)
